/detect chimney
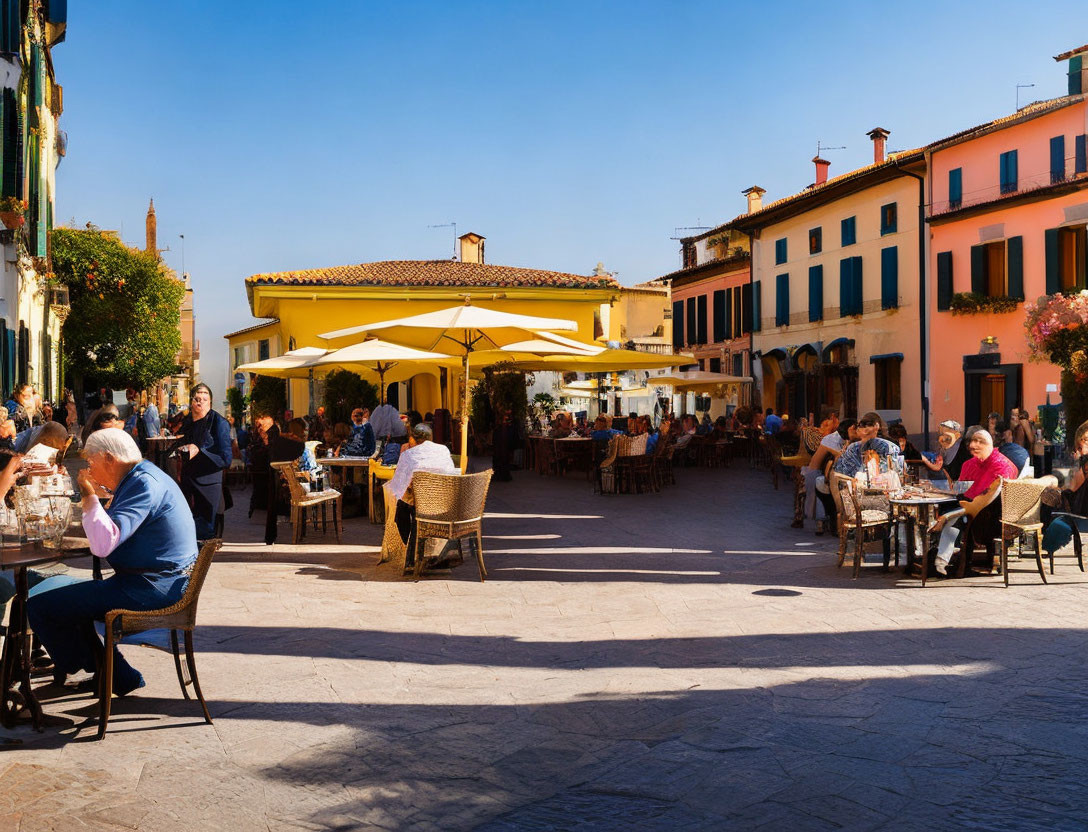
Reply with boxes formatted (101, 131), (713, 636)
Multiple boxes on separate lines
(867, 127), (890, 164)
(1055, 44), (1088, 96)
(742, 185), (766, 214)
(145, 198), (157, 256)
(458, 232), (485, 264)
(812, 157), (830, 186)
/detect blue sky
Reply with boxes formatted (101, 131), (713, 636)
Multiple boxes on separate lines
(52, 1), (1087, 402)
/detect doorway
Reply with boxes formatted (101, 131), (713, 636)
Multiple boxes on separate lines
(964, 363), (1021, 428)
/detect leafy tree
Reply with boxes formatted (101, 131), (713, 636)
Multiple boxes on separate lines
(52, 227), (184, 392)
(249, 376), (286, 419)
(225, 386), (246, 424)
(322, 369), (378, 424)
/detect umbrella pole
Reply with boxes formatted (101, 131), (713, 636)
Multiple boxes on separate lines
(377, 365), (386, 405)
(308, 369), (315, 417)
(460, 352), (470, 473)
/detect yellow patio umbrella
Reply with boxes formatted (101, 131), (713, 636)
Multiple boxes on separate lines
(650, 371), (753, 392)
(319, 302), (579, 471)
(507, 349), (694, 373)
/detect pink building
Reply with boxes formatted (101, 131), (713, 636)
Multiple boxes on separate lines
(927, 45), (1088, 428)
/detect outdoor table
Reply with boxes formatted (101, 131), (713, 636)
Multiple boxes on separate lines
(889, 492), (958, 586)
(0, 534), (89, 733)
(554, 437), (593, 477)
(367, 459), (397, 524)
(319, 455), (372, 493)
(144, 436), (177, 472)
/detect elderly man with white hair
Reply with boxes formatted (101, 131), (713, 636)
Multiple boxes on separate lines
(930, 428), (1018, 576)
(29, 428), (198, 697)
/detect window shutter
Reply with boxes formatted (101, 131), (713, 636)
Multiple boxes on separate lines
(775, 238), (787, 265)
(672, 300), (684, 348)
(936, 251), (953, 310)
(808, 265), (822, 322)
(881, 246), (898, 309)
(751, 280), (761, 332)
(841, 217), (856, 247)
(733, 287), (742, 334)
(851, 256), (863, 315)
(1076, 135), (1087, 174)
(1045, 228), (1060, 295)
(1006, 236), (1024, 300)
(948, 168), (962, 207)
(839, 259), (852, 317)
(0, 318), (6, 395)
(1070, 55), (1083, 96)
(970, 244), (986, 294)
(696, 294), (708, 344)
(723, 289), (732, 340)
(712, 290), (726, 342)
(1051, 136), (1066, 184)
(17, 321), (26, 386)
(0, 0), (18, 55)
(15, 106), (22, 198)
(685, 297), (696, 346)
(775, 274), (789, 327)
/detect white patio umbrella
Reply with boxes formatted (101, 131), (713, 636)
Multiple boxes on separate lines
(311, 338), (456, 404)
(320, 302), (578, 471)
(236, 347), (332, 414)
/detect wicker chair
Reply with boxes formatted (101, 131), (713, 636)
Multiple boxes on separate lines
(834, 475), (892, 579)
(411, 470), (494, 581)
(281, 461), (342, 545)
(595, 436), (621, 494)
(96, 539), (220, 740)
(380, 485), (407, 565)
(996, 476), (1074, 586)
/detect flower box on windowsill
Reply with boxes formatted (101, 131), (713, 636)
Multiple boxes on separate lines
(949, 293), (1021, 315)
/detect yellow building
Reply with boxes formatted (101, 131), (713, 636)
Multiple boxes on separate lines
(729, 133), (928, 430)
(605, 277), (672, 353)
(227, 233), (621, 414)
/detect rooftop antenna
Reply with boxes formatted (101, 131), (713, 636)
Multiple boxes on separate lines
(816, 140), (846, 157)
(427, 222), (457, 259)
(179, 233), (185, 275)
(1016, 82), (1035, 111)
(670, 225), (710, 240)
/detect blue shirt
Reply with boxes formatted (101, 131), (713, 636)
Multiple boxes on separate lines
(105, 460), (198, 606)
(590, 429), (621, 441)
(298, 446), (317, 472)
(833, 437), (901, 476)
(143, 403), (161, 437)
(999, 441), (1030, 474)
(342, 421), (375, 457)
(764, 414), (783, 434)
(646, 432), (659, 455)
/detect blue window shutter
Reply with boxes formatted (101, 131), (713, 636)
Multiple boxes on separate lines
(881, 246), (898, 309)
(775, 238), (787, 265)
(1045, 228), (1061, 294)
(808, 265), (823, 322)
(841, 217), (856, 247)
(880, 203), (897, 235)
(949, 168), (962, 208)
(1076, 135), (1087, 174)
(1051, 136), (1065, 184)
(1000, 150), (1018, 193)
(839, 259), (852, 317)
(672, 300), (684, 348)
(1070, 55), (1083, 96)
(712, 290), (726, 342)
(851, 256), (863, 314)
(936, 251), (953, 311)
(696, 294), (708, 344)
(970, 244), (986, 294)
(1006, 236), (1024, 300)
(751, 280), (761, 332)
(775, 274), (789, 327)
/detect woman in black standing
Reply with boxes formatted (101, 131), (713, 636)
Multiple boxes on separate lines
(178, 383), (233, 541)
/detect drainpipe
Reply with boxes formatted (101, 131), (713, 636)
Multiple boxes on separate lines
(895, 157), (930, 450)
(747, 231), (757, 409)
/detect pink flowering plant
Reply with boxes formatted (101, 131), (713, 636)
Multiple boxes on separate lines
(1024, 291), (1088, 378)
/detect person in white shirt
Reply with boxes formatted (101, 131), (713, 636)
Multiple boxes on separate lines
(370, 402), (406, 441)
(386, 423), (458, 569)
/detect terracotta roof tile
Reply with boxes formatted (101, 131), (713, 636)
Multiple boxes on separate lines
(246, 260), (619, 291)
(223, 319), (279, 339)
(926, 95), (1082, 151)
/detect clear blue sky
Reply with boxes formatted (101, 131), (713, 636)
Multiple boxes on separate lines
(52, 0), (1087, 403)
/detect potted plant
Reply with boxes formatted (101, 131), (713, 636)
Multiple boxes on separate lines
(0, 197), (27, 230)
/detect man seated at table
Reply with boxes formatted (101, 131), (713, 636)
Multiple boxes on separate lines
(15, 420), (69, 457)
(920, 419), (971, 481)
(930, 429), (1018, 576)
(27, 429), (198, 697)
(549, 412), (574, 438)
(341, 407), (376, 458)
(387, 423), (458, 571)
(994, 420), (1031, 475)
(590, 415), (621, 442)
(832, 412), (900, 477)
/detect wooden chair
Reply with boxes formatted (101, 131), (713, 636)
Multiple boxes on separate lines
(996, 476), (1078, 586)
(834, 475), (892, 579)
(780, 427), (820, 528)
(281, 462), (342, 545)
(411, 470), (494, 581)
(97, 539), (220, 740)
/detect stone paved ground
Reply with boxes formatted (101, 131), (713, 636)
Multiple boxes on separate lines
(3, 461), (1088, 831)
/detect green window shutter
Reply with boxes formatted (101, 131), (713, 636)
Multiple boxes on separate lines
(0, 0), (18, 56)
(733, 287), (742, 334)
(841, 217), (856, 246)
(1006, 236), (1024, 300)
(712, 290), (726, 342)
(0, 87), (13, 197)
(775, 237), (787, 265)
(970, 244), (986, 294)
(948, 168), (962, 208)
(1070, 55), (1083, 96)
(723, 289), (733, 340)
(1045, 228), (1061, 294)
(880, 203), (897, 235)
(751, 280), (761, 332)
(936, 251), (953, 311)
(685, 297), (696, 345)
(808, 265), (823, 322)
(696, 294), (708, 344)
(1051, 136), (1066, 184)
(839, 258), (852, 316)
(881, 246), (898, 309)
(672, 300), (684, 348)
(775, 273), (789, 327)
(14, 106), (22, 198)
(1076, 135), (1088, 174)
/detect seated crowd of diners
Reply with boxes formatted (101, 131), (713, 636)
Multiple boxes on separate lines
(550, 410), (744, 458)
(794, 403), (1088, 578)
